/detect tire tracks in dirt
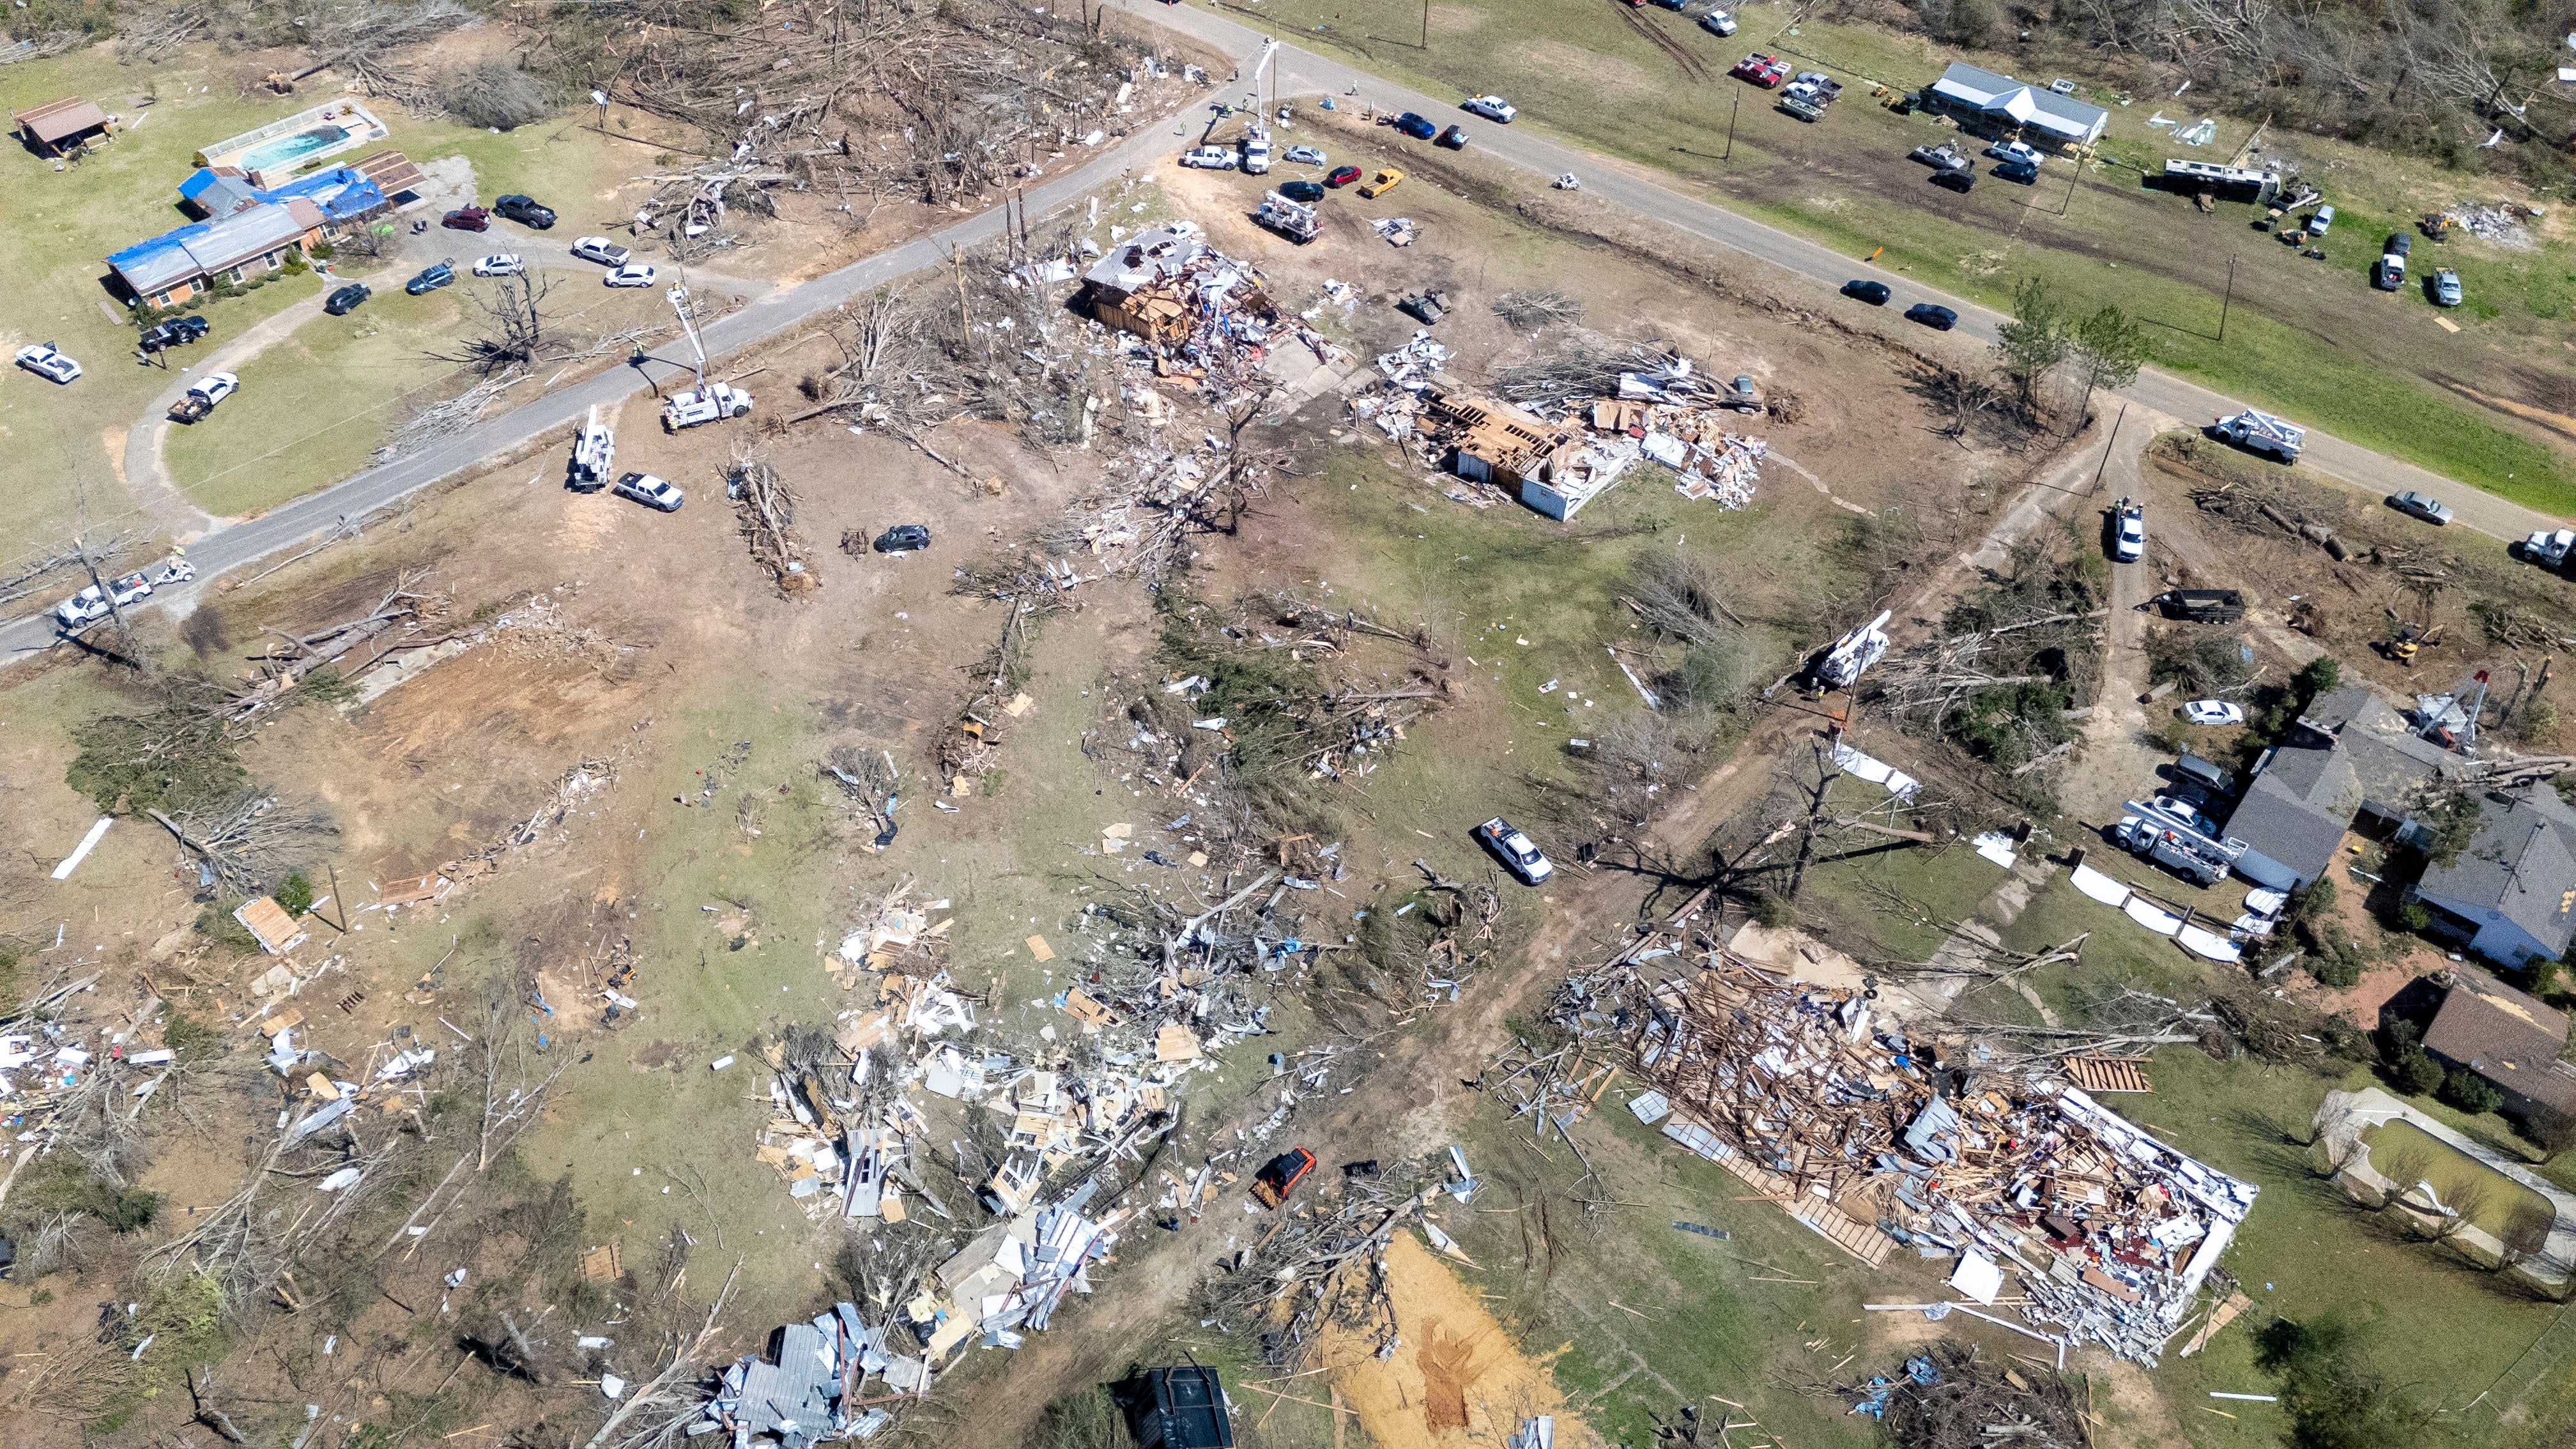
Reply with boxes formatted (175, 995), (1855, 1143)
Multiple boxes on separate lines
(1614, 4), (1713, 85)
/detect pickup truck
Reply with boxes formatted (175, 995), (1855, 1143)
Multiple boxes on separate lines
(2213, 408), (2304, 463)
(2526, 529), (2576, 570)
(169, 371), (238, 424)
(663, 381), (753, 431)
(1778, 94), (1825, 123)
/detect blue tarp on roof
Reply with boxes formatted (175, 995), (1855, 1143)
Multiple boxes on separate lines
(111, 167), (385, 295)
(177, 164), (385, 221)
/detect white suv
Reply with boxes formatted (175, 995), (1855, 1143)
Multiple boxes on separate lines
(612, 471), (685, 512)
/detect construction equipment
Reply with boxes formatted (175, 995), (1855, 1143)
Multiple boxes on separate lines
(1249, 1147), (1315, 1209)
(659, 285), (755, 431)
(2421, 210), (2458, 241)
(2416, 672), (2488, 753)
(2380, 620), (2442, 668)
(2151, 588), (2246, 624)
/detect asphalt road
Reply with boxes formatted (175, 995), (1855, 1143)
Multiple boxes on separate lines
(7, 10), (2552, 663)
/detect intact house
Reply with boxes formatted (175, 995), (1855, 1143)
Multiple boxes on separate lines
(1922, 63), (2110, 151)
(106, 162), (397, 308)
(2420, 965), (2576, 1122)
(2409, 788), (2576, 969)
(15, 96), (112, 157)
(2221, 684), (2473, 891)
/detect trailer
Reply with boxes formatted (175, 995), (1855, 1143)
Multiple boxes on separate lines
(2213, 408), (2304, 464)
(2161, 159), (2282, 205)
(2151, 588), (2246, 624)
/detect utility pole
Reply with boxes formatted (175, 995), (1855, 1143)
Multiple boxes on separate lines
(666, 284), (707, 390)
(1421, 0), (1429, 49)
(1724, 88), (1741, 162)
(2217, 252), (2238, 342)
(2090, 401), (2127, 493)
(2057, 151), (2081, 216)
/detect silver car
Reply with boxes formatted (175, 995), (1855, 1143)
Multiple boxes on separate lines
(2388, 490), (2453, 526)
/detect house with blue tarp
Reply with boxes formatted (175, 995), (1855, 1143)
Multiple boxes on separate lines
(105, 157), (413, 308)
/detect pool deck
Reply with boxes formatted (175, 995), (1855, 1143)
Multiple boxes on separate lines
(195, 98), (388, 187)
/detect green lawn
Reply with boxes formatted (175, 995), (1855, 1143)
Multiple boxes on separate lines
(1208, 0), (2576, 510)
(0, 43), (647, 551)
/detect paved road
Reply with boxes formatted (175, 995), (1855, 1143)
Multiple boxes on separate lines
(1123, 0), (2557, 546)
(8, 6), (2550, 663)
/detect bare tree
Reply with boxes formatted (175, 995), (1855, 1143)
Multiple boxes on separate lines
(435, 273), (561, 376)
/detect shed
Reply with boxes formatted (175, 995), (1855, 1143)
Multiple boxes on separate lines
(15, 96), (111, 157)
(233, 896), (309, 956)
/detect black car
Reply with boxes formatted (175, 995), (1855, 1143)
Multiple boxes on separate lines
(1993, 160), (2039, 185)
(1841, 279), (1890, 305)
(873, 523), (932, 553)
(1929, 167), (1975, 194)
(2386, 232), (2412, 257)
(493, 194), (556, 230)
(404, 260), (456, 296)
(1905, 303), (1958, 330)
(324, 283), (371, 316)
(1278, 180), (1326, 203)
(140, 315), (211, 352)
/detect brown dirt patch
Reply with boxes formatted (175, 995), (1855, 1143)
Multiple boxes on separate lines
(1313, 1236), (1586, 1448)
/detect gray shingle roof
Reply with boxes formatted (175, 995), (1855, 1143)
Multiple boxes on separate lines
(2418, 792), (2576, 955)
(1929, 63), (2109, 139)
(2223, 767), (2349, 882)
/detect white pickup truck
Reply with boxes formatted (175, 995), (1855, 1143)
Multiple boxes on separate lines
(2213, 408), (2304, 463)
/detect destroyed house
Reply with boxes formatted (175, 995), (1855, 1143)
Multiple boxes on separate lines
(2222, 685), (2467, 889)
(2408, 790), (2576, 969)
(1924, 63), (2109, 148)
(1078, 227), (1242, 344)
(1436, 394), (1578, 492)
(2421, 965), (2576, 1118)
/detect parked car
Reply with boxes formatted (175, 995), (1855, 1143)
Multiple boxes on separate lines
(1646, 0), (1686, 10)
(1462, 95), (1516, 123)
(472, 254), (526, 278)
(14, 342), (80, 383)
(2181, 700), (2246, 727)
(1358, 167), (1403, 198)
(604, 263), (658, 288)
(169, 371), (238, 423)
(571, 236), (632, 267)
(2432, 268), (2463, 307)
(1729, 54), (1790, 87)
(2174, 752), (2239, 797)
(1278, 180), (1326, 203)
(1984, 139), (2040, 165)
(1284, 144), (1327, 166)
(1435, 123), (1469, 150)
(1841, 279), (1890, 305)
(1390, 111), (1438, 140)
(2386, 232), (2413, 258)
(611, 471), (685, 512)
(493, 194), (556, 229)
(405, 259), (456, 296)
(2154, 795), (2226, 839)
(441, 206), (491, 232)
(2374, 249), (2406, 291)
(1904, 303), (1957, 330)
(1326, 165), (1363, 188)
(1180, 145), (1235, 169)
(874, 523), (932, 553)
(2113, 497), (2145, 561)
(139, 316), (210, 353)
(2307, 203), (2334, 237)
(1699, 9), (1737, 34)
(1929, 167), (1975, 194)
(324, 283), (371, 316)
(1993, 159), (2039, 185)
(1472, 816), (1554, 885)
(2387, 489), (2454, 526)
(1909, 142), (1971, 171)
(54, 571), (155, 629)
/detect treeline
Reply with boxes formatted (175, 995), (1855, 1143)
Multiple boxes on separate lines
(1817, 0), (2576, 183)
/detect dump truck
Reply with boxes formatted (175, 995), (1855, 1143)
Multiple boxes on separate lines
(1255, 190), (1318, 243)
(1250, 1147), (1315, 1209)
(2213, 408), (2303, 463)
(2151, 588), (2246, 624)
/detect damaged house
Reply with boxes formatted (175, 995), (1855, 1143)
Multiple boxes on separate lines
(2407, 788), (2576, 968)
(2221, 685), (2474, 891)
(2420, 965), (2576, 1122)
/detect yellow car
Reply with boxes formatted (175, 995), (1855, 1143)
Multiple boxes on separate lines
(1358, 167), (1404, 199)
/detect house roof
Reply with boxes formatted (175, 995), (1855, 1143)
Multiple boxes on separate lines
(2423, 963), (2576, 1112)
(1082, 227), (1206, 296)
(2417, 790), (2576, 957)
(179, 164), (385, 222)
(2229, 685), (2476, 880)
(1434, 394), (1578, 474)
(14, 96), (108, 145)
(107, 201), (318, 295)
(180, 169), (263, 217)
(1929, 63), (2108, 140)
(2223, 765), (2351, 882)
(355, 149), (426, 199)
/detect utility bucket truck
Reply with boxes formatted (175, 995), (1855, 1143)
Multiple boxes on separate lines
(658, 284), (754, 431)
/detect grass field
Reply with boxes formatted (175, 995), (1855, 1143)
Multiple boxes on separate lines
(1204, 0), (2576, 510)
(0, 44), (645, 553)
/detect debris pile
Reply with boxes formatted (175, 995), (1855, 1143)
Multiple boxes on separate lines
(1834, 1343), (2092, 1448)
(1550, 940), (2257, 1364)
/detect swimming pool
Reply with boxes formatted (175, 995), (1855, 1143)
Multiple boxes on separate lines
(239, 124), (351, 174)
